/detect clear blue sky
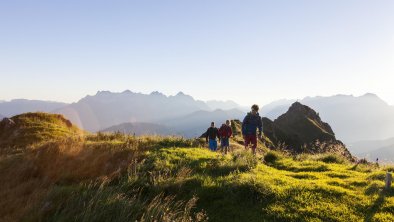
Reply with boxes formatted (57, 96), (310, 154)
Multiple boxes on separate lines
(1, 0), (393, 106)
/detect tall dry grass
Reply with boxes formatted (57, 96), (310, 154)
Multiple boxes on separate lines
(0, 135), (203, 222)
(0, 141), (127, 221)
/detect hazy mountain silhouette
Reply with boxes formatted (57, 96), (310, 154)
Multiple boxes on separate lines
(359, 144), (394, 163)
(0, 99), (68, 117)
(206, 100), (247, 111)
(55, 90), (213, 132)
(349, 137), (394, 154)
(261, 99), (296, 118)
(101, 122), (175, 136)
(161, 108), (244, 137)
(349, 137), (394, 162)
(262, 94), (394, 143)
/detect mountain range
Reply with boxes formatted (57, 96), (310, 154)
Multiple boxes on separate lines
(348, 137), (394, 163)
(0, 99), (67, 117)
(0, 91), (245, 137)
(101, 122), (175, 136)
(53, 91), (244, 133)
(1, 91), (394, 159)
(360, 144), (394, 163)
(262, 93), (394, 143)
(160, 108), (244, 137)
(206, 100), (247, 111)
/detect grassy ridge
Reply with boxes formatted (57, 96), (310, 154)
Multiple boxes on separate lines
(0, 113), (393, 221)
(1, 135), (393, 221)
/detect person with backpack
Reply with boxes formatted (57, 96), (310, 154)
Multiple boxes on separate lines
(242, 104), (263, 155)
(205, 122), (220, 151)
(219, 120), (233, 154)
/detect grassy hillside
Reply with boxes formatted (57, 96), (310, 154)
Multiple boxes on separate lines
(0, 114), (393, 222)
(0, 112), (83, 149)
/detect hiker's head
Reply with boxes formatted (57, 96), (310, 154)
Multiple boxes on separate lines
(251, 104), (259, 115)
(211, 122), (215, 127)
(226, 120), (230, 126)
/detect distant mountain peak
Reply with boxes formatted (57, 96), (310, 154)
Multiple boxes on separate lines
(122, 90), (133, 94)
(361, 93), (378, 98)
(172, 91), (195, 100)
(176, 91), (187, 96)
(262, 93), (394, 143)
(150, 91), (166, 97)
(95, 90), (112, 95)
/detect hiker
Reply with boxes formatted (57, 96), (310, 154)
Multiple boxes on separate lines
(219, 120), (233, 154)
(205, 122), (220, 152)
(242, 104), (263, 155)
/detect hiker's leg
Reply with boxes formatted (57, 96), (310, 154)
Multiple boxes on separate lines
(213, 140), (218, 151)
(251, 135), (257, 155)
(223, 138), (228, 154)
(209, 139), (215, 151)
(222, 138), (227, 154)
(244, 136), (250, 150)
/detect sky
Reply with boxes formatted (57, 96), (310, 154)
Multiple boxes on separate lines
(0, 0), (393, 106)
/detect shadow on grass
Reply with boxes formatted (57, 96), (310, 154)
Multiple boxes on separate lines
(203, 165), (250, 177)
(174, 157), (253, 177)
(272, 162), (330, 173)
(150, 176), (271, 222)
(289, 173), (318, 180)
(364, 188), (394, 222)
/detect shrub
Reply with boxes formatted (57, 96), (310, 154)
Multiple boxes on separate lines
(264, 151), (281, 164)
(318, 154), (347, 164)
(232, 151), (258, 169)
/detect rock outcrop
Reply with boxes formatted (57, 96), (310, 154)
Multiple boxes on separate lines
(0, 118), (16, 129)
(263, 102), (353, 159)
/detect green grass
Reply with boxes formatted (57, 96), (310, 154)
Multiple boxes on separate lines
(0, 112), (83, 148)
(0, 116), (393, 221)
(21, 141), (394, 222)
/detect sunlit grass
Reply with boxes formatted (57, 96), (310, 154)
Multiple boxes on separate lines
(0, 127), (393, 221)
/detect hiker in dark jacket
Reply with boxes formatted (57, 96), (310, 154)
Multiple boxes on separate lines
(242, 104), (262, 155)
(205, 122), (220, 151)
(219, 120), (233, 154)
